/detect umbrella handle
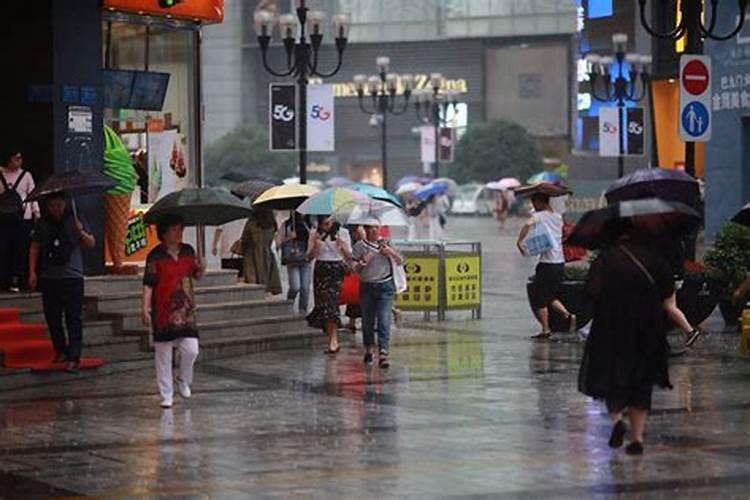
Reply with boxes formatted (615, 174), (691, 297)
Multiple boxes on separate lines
(71, 198), (78, 218)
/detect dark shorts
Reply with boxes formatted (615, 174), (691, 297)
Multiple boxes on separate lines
(531, 262), (564, 309)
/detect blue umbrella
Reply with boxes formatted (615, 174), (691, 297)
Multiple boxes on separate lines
(527, 171), (565, 185)
(349, 182), (403, 207)
(414, 181), (450, 200)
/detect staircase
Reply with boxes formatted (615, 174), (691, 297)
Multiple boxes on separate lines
(0, 270), (320, 366)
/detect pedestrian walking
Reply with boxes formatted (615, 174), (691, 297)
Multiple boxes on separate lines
(578, 225), (674, 456)
(240, 209), (282, 295)
(142, 213), (205, 409)
(275, 213), (312, 314)
(343, 225), (366, 332)
(352, 223), (403, 368)
(27, 192), (95, 372)
(516, 192), (576, 338)
(0, 151), (40, 292)
(306, 215), (352, 354)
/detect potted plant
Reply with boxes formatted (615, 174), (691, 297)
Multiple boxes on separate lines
(526, 260), (593, 332)
(703, 222), (750, 325)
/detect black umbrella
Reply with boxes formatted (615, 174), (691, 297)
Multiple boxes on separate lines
(565, 198), (701, 250)
(144, 187), (253, 226)
(230, 179), (276, 201)
(731, 203), (750, 227)
(605, 168), (700, 207)
(26, 169), (116, 202)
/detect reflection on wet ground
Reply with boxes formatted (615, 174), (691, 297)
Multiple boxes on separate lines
(0, 217), (749, 498)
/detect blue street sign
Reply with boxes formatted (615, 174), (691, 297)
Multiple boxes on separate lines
(681, 101), (710, 138)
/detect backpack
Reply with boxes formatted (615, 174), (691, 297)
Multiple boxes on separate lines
(0, 170), (27, 221)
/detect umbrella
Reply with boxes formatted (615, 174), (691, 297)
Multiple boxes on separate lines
(325, 176), (353, 188)
(230, 179), (276, 201)
(295, 187), (370, 215)
(396, 175), (430, 187)
(527, 171), (565, 185)
(497, 177), (521, 190)
(434, 177), (458, 194)
(26, 169), (116, 202)
(414, 181), (451, 200)
(144, 187), (254, 226)
(605, 168), (700, 207)
(349, 182), (403, 207)
(396, 182), (423, 195)
(514, 182), (571, 198)
(334, 199), (410, 227)
(253, 183), (319, 210)
(732, 203), (750, 227)
(565, 198), (701, 250)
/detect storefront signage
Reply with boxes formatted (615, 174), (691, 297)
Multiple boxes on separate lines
(679, 55), (712, 142)
(306, 85), (335, 152)
(310, 75), (469, 99)
(67, 106), (93, 134)
(103, 0), (224, 23)
(712, 73), (750, 111)
(269, 83), (298, 151)
(445, 254), (480, 308)
(125, 213), (148, 256)
(395, 255), (439, 309)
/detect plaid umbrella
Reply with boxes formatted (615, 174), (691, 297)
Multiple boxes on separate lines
(26, 169), (116, 202)
(144, 187), (253, 226)
(565, 198), (701, 250)
(296, 187), (370, 215)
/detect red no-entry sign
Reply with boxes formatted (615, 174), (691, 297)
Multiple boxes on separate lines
(682, 60), (709, 95)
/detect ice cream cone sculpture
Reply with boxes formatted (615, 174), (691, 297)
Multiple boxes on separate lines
(103, 125), (138, 271)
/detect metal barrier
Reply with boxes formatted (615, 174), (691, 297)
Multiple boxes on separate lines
(392, 240), (482, 321)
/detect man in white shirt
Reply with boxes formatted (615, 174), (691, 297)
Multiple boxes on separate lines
(516, 193), (575, 339)
(0, 151), (40, 292)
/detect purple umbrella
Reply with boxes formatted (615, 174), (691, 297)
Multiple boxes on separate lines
(605, 168), (700, 207)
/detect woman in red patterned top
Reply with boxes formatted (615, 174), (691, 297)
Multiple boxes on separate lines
(142, 213), (205, 409)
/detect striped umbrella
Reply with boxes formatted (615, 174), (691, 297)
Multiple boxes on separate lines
(348, 182), (402, 207)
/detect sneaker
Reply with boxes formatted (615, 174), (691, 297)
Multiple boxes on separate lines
(378, 351), (390, 369)
(176, 378), (191, 399)
(160, 399), (173, 409)
(363, 352), (374, 364)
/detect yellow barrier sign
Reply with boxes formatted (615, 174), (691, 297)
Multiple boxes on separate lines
(445, 254), (481, 308)
(395, 255), (439, 309)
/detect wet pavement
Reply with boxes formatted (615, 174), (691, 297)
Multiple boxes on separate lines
(1, 217), (749, 498)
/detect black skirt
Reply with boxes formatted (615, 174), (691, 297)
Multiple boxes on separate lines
(306, 260), (345, 330)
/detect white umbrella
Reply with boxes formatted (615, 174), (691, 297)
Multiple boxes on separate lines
(486, 177), (521, 191)
(334, 199), (410, 227)
(396, 181), (423, 195)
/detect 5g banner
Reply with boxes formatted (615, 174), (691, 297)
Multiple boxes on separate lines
(307, 84), (335, 152)
(269, 83), (297, 151)
(626, 107), (644, 156)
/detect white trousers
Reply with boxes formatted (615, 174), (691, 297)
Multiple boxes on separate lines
(154, 338), (199, 403)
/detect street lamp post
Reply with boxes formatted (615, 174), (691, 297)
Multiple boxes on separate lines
(254, 2), (351, 184)
(586, 33), (651, 178)
(637, 0), (749, 177)
(352, 57), (414, 188)
(414, 73), (458, 179)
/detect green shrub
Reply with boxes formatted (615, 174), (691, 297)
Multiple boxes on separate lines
(703, 222), (750, 300)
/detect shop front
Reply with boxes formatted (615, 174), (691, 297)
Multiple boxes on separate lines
(100, 0), (223, 267)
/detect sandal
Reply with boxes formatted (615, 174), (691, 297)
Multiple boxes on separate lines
(324, 346), (340, 354)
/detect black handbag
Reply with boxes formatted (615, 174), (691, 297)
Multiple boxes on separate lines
(280, 221), (308, 265)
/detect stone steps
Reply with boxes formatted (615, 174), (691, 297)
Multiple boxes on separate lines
(84, 269), (239, 295)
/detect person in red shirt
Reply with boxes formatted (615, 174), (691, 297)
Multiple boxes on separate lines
(142, 214), (205, 409)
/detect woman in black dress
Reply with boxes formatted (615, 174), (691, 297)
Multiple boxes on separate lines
(578, 229), (674, 455)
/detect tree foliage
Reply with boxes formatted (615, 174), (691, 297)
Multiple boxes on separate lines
(448, 120), (543, 183)
(203, 125), (297, 185)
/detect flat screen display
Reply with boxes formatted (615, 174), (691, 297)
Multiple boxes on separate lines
(128, 71), (170, 111)
(103, 69), (135, 109)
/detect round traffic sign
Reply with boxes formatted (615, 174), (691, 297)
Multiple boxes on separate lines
(682, 60), (709, 95)
(681, 101), (710, 138)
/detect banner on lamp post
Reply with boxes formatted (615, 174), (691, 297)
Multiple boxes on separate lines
(626, 107), (645, 156)
(306, 84), (335, 152)
(420, 126), (453, 163)
(598, 106), (620, 157)
(269, 83), (297, 151)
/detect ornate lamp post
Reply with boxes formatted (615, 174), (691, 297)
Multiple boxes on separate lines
(352, 57), (414, 188)
(586, 33), (652, 178)
(413, 73), (458, 179)
(254, 1), (351, 184)
(637, 0), (749, 177)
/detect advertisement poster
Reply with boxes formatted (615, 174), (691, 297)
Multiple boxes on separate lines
(306, 84), (335, 151)
(269, 83), (297, 151)
(420, 126), (453, 163)
(148, 129), (188, 202)
(395, 255), (440, 310)
(598, 106), (620, 157)
(445, 254), (481, 308)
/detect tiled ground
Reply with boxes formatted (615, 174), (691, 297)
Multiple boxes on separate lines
(0, 217), (748, 499)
